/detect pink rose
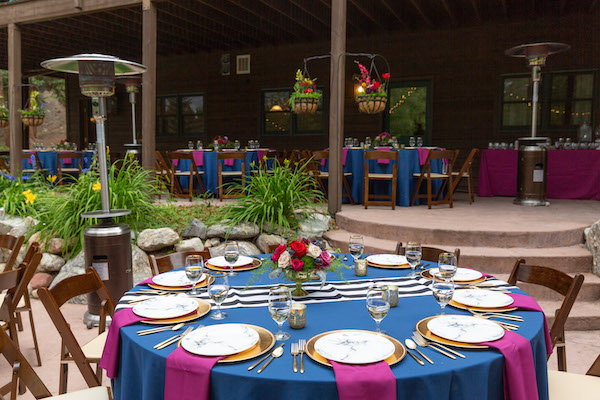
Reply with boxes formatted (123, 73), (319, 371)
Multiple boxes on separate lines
(274, 244), (286, 256)
(319, 251), (331, 266)
(291, 258), (304, 271)
(278, 251), (291, 269)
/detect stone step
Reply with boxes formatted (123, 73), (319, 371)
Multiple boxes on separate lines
(496, 273), (600, 302)
(540, 300), (600, 331)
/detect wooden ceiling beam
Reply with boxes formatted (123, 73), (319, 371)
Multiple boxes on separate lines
(471, 0), (482, 24)
(348, 0), (378, 25)
(259, 0), (324, 36)
(591, 0), (599, 11)
(440, 0), (457, 25)
(407, 0), (433, 27)
(499, 0), (508, 19)
(223, 0), (302, 41)
(289, 0), (330, 27)
(380, 0), (408, 28)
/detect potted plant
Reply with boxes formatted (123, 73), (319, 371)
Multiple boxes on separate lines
(355, 61), (390, 114)
(289, 69), (321, 114)
(0, 105), (8, 128)
(19, 90), (46, 127)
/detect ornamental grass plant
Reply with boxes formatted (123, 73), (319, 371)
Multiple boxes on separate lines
(0, 171), (49, 217)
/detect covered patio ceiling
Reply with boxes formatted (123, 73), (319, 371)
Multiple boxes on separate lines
(0, 0), (597, 75)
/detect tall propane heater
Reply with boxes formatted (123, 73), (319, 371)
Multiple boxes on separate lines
(119, 76), (143, 162)
(41, 54), (147, 327)
(505, 43), (569, 206)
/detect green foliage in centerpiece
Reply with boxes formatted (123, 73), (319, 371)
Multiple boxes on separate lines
(0, 105), (8, 119)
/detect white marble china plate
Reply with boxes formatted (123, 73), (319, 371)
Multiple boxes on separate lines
(453, 289), (514, 308)
(428, 267), (483, 282)
(365, 254), (408, 266)
(132, 296), (199, 319)
(207, 255), (254, 268)
(152, 270), (206, 287)
(314, 331), (396, 364)
(427, 315), (504, 343)
(181, 324), (260, 356)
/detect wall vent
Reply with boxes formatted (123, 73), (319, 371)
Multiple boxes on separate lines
(236, 54), (251, 74)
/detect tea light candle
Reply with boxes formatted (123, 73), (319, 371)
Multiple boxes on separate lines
(384, 285), (399, 307)
(289, 302), (307, 329)
(354, 259), (368, 277)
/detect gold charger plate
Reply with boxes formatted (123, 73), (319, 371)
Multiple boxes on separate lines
(147, 275), (214, 291)
(415, 316), (488, 349)
(205, 258), (262, 273)
(367, 261), (410, 270)
(420, 269), (487, 284)
(448, 299), (518, 313)
(141, 298), (211, 325)
(177, 323), (275, 363)
(305, 329), (406, 367)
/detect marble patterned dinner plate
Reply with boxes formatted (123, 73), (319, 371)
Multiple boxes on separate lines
(452, 289), (514, 308)
(314, 331), (396, 364)
(132, 296), (199, 320)
(152, 270), (206, 288)
(427, 267), (483, 282)
(181, 324), (260, 357)
(427, 315), (504, 344)
(206, 256), (254, 268)
(365, 254), (409, 267)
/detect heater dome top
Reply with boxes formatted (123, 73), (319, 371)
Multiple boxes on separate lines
(505, 42), (570, 59)
(41, 54), (146, 75)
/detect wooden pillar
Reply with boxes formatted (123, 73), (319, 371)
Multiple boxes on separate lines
(328, 0), (347, 215)
(8, 23), (22, 175)
(141, 0), (156, 169)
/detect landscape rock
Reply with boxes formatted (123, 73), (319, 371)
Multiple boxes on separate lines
(175, 238), (205, 253)
(38, 253), (65, 272)
(207, 223), (259, 240)
(587, 220), (600, 277)
(29, 272), (54, 290)
(137, 228), (179, 251)
(0, 216), (25, 235)
(49, 251), (86, 304)
(48, 238), (66, 255)
(132, 245), (152, 285)
(255, 234), (285, 253)
(8, 225), (28, 240)
(182, 219), (207, 239)
(210, 241), (261, 257)
(297, 213), (332, 241)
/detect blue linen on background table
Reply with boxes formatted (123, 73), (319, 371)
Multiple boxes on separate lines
(21, 151), (94, 176)
(112, 257), (549, 400)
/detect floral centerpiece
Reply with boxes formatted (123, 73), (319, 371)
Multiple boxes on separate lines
(208, 135), (234, 150)
(56, 140), (76, 150)
(289, 70), (321, 114)
(371, 132), (392, 148)
(355, 61), (390, 114)
(19, 91), (46, 127)
(0, 105), (8, 127)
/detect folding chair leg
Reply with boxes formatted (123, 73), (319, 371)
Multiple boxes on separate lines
(363, 179), (369, 209)
(435, 180), (448, 201)
(27, 307), (42, 366)
(95, 363), (103, 382)
(410, 175), (424, 206)
(342, 176), (354, 205)
(556, 325), (567, 372)
(467, 174), (473, 204)
(15, 313), (23, 332)
(59, 362), (68, 395)
(427, 177), (432, 209)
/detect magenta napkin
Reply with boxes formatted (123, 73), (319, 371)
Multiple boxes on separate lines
(257, 149), (266, 161)
(192, 150), (204, 167)
(320, 148), (348, 167)
(164, 347), (224, 400)
(99, 308), (147, 378)
(417, 148), (430, 165)
(222, 149), (236, 166)
(377, 147), (391, 165)
(137, 276), (193, 288)
(482, 330), (539, 400)
(507, 293), (553, 356)
(330, 360), (396, 400)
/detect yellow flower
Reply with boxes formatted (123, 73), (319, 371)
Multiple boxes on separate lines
(15, 182), (20, 186)
(92, 181), (101, 192)
(284, 159), (290, 166)
(308, 80), (313, 85)
(47, 175), (57, 183)
(250, 161), (256, 168)
(361, 82), (366, 87)
(262, 155), (267, 161)
(22, 190), (36, 205)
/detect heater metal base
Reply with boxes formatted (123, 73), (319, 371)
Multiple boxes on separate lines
(513, 198), (549, 207)
(83, 311), (112, 330)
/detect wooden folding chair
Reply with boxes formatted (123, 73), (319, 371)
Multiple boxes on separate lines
(508, 259), (584, 372)
(38, 268), (115, 394)
(0, 327), (113, 399)
(311, 151), (355, 204)
(252, 150), (278, 174)
(363, 150), (398, 209)
(155, 151), (180, 195)
(446, 148), (479, 204)
(21, 152), (44, 175)
(395, 242), (461, 264)
(217, 151), (246, 201)
(0, 157), (8, 174)
(0, 234), (24, 273)
(166, 152), (205, 202)
(57, 151), (83, 185)
(410, 149), (459, 209)
(148, 250), (211, 276)
(548, 352), (600, 399)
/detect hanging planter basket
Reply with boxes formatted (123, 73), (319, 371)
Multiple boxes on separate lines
(21, 115), (44, 127)
(294, 97), (319, 114)
(356, 96), (388, 114)
(0, 117), (8, 128)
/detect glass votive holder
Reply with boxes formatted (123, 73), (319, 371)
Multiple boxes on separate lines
(383, 285), (399, 307)
(289, 302), (307, 329)
(354, 259), (368, 277)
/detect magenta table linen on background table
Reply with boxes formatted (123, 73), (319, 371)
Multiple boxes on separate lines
(331, 360), (397, 400)
(164, 348), (224, 400)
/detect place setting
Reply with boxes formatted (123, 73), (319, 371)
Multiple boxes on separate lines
(203, 242), (262, 275)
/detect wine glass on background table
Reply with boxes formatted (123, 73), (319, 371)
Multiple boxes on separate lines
(431, 275), (454, 315)
(437, 252), (457, 281)
(406, 242), (422, 278)
(268, 286), (292, 341)
(208, 273), (229, 320)
(224, 241), (240, 277)
(366, 285), (390, 334)
(185, 255), (204, 295)
(348, 235), (364, 261)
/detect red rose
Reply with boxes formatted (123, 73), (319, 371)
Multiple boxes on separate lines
(373, 81), (381, 90)
(274, 244), (286, 256)
(272, 253), (280, 262)
(382, 73), (390, 79)
(290, 240), (307, 257)
(301, 238), (310, 245)
(291, 258), (304, 271)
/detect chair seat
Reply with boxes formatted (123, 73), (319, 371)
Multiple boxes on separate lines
(0, 292), (25, 308)
(367, 173), (393, 179)
(80, 331), (108, 362)
(174, 171), (204, 176)
(51, 386), (111, 400)
(412, 172), (449, 179)
(60, 168), (80, 172)
(548, 370), (600, 399)
(452, 171), (469, 177)
(221, 171), (243, 176)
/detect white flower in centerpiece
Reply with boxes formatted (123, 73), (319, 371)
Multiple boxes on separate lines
(306, 243), (322, 259)
(278, 251), (291, 268)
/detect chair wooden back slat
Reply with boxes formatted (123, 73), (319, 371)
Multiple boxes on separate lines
(166, 151), (205, 201)
(363, 150), (398, 209)
(395, 242), (461, 264)
(411, 149), (459, 209)
(0, 234), (25, 272)
(0, 157), (9, 173)
(217, 151), (246, 200)
(0, 266), (25, 345)
(149, 250), (211, 276)
(448, 148), (479, 204)
(9, 245), (41, 311)
(21, 152), (43, 171)
(217, 151), (246, 161)
(364, 150), (399, 161)
(587, 354), (600, 377)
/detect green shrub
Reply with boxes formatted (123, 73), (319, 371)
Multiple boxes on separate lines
(0, 171), (49, 217)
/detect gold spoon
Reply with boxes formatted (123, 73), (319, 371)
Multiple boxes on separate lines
(257, 346), (284, 373)
(137, 322), (184, 336)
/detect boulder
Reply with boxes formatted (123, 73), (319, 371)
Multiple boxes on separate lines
(137, 228), (179, 251)
(205, 238), (220, 248)
(207, 222), (259, 240)
(132, 245), (152, 285)
(49, 251), (86, 304)
(297, 213), (332, 241)
(586, 220), (600, 277)
(182, 218), (207, 239)
(255, 234), (285, 253)
(29, 272), (54, 290)
(210, 241), (261, 257)
(0, 216), (25, 235)
(8, 225), (28, 241)
(48, 238), (66, 255)
(175, 238), (205, 253)
(38, 253), (65, 272)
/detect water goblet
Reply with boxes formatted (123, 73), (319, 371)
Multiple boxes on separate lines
(366, 285), (390, 333)
(208, 272), (229, 320)
(409, 136), (416, 147)
(196, 140), (203, 150)
(234, 140), (241, 151)
(348, 235), (364, 261)
(268, 286), (292, 340)
(437, 252), (457, 281)
(185, 255), (204, 295)
(188, 141), (194, 150)
(405, 242), (422, 278)
(224, 241), (240, 276)
(417, 136), (423, 147)
(431, 275), (454, 315)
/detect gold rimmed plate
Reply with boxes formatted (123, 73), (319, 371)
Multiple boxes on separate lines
(415, 316), (488, 349)
(205, 258), (262, 272)
(141, 299), (211, 325)
(367, 261), (410, 270)
(420, 269), (487, 284)
(305, 329), (406, 367)
(448, 299), (518, 313)
(147, 275), (214, 291)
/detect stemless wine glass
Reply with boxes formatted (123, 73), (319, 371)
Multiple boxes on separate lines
(405, 242), (422, 278)
(348, 235), (364, 261)
(185, 255), (204, 295)
(224, 241), (240, 277)
(268, 286), (292, 340)
(208, 272), (229, 320)
(438, 252), (457, 281)
(234, 140), (241, 150)
(366, 285), (390, 333)
(431, 275), (454, 315)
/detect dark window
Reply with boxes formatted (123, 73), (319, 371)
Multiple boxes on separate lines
(156, 94), (205, 137)
(385, 81), (432, 145)
(261, 88), (325, 136)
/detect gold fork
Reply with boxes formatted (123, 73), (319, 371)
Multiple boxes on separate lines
(467, 309), (524, 322)
(298, 339), (306, 374)
(291, 343), (299, 373)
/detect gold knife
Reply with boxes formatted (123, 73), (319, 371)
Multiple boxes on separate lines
(247, 344), (284, 371)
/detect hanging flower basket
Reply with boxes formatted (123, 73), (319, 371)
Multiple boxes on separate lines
(0, 117), (8, 128)
(289, 69), (321, 115)
(21, 115), (45, 127)
(354, 60), (390, 115)
(356, 95), (388, 114)
(294, 97), (319, 114)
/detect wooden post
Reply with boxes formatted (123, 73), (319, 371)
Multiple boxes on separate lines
(141, 0), (156, 169)
(8, 23), (22, 175)
(328, 0), (347, 215)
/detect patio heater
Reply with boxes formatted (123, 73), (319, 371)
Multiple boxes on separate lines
(505, 42), (569, 206)
(119, 76), (143, 162)
(41, 54), (147, 328)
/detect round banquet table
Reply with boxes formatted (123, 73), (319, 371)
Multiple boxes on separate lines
(111, 256), (549, 400)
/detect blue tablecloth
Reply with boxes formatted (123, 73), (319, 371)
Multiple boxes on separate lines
(22, 151), (94, 176)
(112, 257), (549, 400)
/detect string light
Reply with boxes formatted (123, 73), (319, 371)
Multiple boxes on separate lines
(265, 117), (286, 132)
(388, 87), (417, 114)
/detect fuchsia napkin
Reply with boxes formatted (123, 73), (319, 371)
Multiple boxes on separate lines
(482, 330), (539, 400)
(330, 360), (397, 400)
(192, 150), (204, 167)
(99, 308), (148, 378)
(320, 148), (348, 167)
(377, 147), (392, 165)
(507, 293), (553, 356)
(417, 148), (430, 165)
(164, 347), (224, 400)
(256, 149), (266, 161)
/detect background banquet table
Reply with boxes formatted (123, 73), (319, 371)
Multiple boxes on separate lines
(477, 149), (600, 200)
(22, 150), (95, 176)
(111, 256), (549, 400)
